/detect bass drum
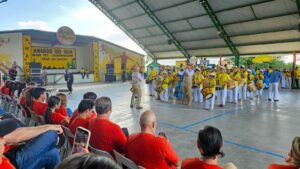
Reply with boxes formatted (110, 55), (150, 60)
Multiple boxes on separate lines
(226, 80), (236, 90)
(201, 87), (213, 100)
(247, 83), (257, 92)
(256, 81), (264, 90)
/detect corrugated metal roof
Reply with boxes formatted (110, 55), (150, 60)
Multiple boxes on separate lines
(90, 0), (300, 59)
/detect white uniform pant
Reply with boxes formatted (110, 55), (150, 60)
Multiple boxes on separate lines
(160, 89), (169, 102)
(205, 93), (215, 110)
(148, 80), (156, 95)
(217, 88), (227, 105)
(228, 86), (238, 103)
(269, 82), (279, 101)
(247, 91), (254, 99)
(256, 89), (263, 97)
(239, 85), (247, 100)
(286, 77), (291, 89)
(168, 86), (174, 98)
(192, 87), (203, 103)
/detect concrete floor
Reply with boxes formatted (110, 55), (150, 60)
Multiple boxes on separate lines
(55, 82), (299, 169)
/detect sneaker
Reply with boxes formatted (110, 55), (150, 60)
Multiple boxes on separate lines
(136, 106), (143, 110)
(268, 98), (272, 101)
(274, 100), (279, 102)
(130, 105), (133, 108)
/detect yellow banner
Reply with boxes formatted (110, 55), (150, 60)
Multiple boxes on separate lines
(31, 46), (76, 69)
(23, 35), (31, 78)
(93, 41), (99, 82)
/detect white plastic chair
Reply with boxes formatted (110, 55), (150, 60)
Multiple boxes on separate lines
(113, 150), (145, 169)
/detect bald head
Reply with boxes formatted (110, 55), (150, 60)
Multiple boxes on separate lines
(140, 110), (156, 129)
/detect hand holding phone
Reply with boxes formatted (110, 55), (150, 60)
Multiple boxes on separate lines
(72, 127), (91, 154)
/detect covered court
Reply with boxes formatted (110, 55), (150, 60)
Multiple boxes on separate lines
(64, 82), (299, 169)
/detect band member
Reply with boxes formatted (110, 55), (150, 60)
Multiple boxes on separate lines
(182, 63), (194, 106)
(295, 67), (300, 89)
(239, 66), (248, 101)
(174, 68), (184, 99)
(229, 66), (240, 104)
(192, 68), (204, 103)
(160, 72), (170, 102)
(256, 70), (264, 97)
(217, 67), (230, 107)
(168, 71), (175, 99)
(268, 67), (282, 102)
(205, 73), (216, 110)
(130, 66), (143, 109)
(284, 69), (292, 89)
(247, 69), (255, 99)
(148, 66), (157, 97)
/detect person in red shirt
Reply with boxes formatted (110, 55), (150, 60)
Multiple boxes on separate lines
(268, 137), (300, 169)
(69, 99), (95, 135)
(70, 92), (97, 124)
(89, 96), (127, 157)
(181, 126), (237, 169)
(30, 87), (48, 116)
(44, 96), (69, 125)
(56, 93), (69, 117)
(125, 110), (179, 169)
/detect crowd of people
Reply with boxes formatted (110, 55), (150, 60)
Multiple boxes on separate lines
(143, 64), (300, 110)
(0, 66), (300, 169)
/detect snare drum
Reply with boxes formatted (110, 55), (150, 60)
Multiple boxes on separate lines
(226, 80), (236, 90)
(201, 88), (213, 100)
(247, 83), (257, 92)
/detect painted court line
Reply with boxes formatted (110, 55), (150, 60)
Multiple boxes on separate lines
(158, 121), (284, 159)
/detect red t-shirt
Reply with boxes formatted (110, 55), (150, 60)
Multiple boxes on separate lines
(19, 96), (26, 106)
(89, 118), (127, 157)
(31, 100), (48, 116)
(1, 87), (10, 95)
(181, 158), (223, 169)
(50, 112), (65, 124)
(56, 106), (68, 117)
(125, 133), (179, 169)
(0, 146), (15, 169)
(69, 117), (90, 135)
(268, 164), (298, 169)
(70, 109), (96, 124)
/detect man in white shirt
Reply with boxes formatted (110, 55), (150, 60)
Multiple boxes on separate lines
(130, 66), (143, 110)
(182, 63), (194, 106)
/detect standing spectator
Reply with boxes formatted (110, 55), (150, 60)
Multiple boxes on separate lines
(268, 67), (282, 102)
(125, 110), (179, 169)
(8, 61), (22, 81)
(121, 70), (127, 82)
(130, 66), (143, 110)
(41, 67), (48, 86)
(65, 71), (74, 95)
(268, 137), (300, 169)
(88, 97), (127, 157)
(181, 126), (237, 169)
(80, 67), (85, 79)
(85, 68), (89, 79)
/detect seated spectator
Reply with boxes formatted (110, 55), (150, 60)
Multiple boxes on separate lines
(89, 96), (127, 157)
(19, 87), (31, 107)
(268, 137), (300, 169)
(69, 99), (95, 135)
(0, 123), (63, 169)
(55, 153), (121, 169)
(56, 93), (69, 117)
(125, 110), (179, 169)
(1, 81), (11, 95)
(181, 126), (237, 169)
(44, 96), (69, 125)
(30, 87), (48, 116)
(16, 82), (26, 99)
(70, 92), (97, 123)
(7, 81), (18, 99)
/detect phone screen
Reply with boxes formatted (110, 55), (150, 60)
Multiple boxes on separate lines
(72, 127), (90, 154)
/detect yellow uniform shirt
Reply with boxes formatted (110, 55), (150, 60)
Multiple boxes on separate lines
(149, 70), (157, 80)
(285, 72), (291, 77)
(209, 78), (216, 92)
(296, 70), (300, 79)
(218, 72), (230, 88)
(162, 77), (170, 89)
(242, 71), (248, 83)
(247, 74), (254, 84)
(231, 72), (240, 86)
(193, 72), (204, 88)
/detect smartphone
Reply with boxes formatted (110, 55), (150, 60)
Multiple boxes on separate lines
(72, 127), (91, 154)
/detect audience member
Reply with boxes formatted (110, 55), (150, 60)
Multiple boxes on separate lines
(181, 126), (237, 169)
(0, 123), (63, 169)
(89, 96), (127, 157)
(268, 137), (300, 169)
(56, 93), (69, 117)
(69, 99), (94, 135)
(55, 153), (121, 169)
(44, 96), (69, 125)
(30, 87), (48, 116)
(70, 92), (97, 123)
(125, 110), (179, 169)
